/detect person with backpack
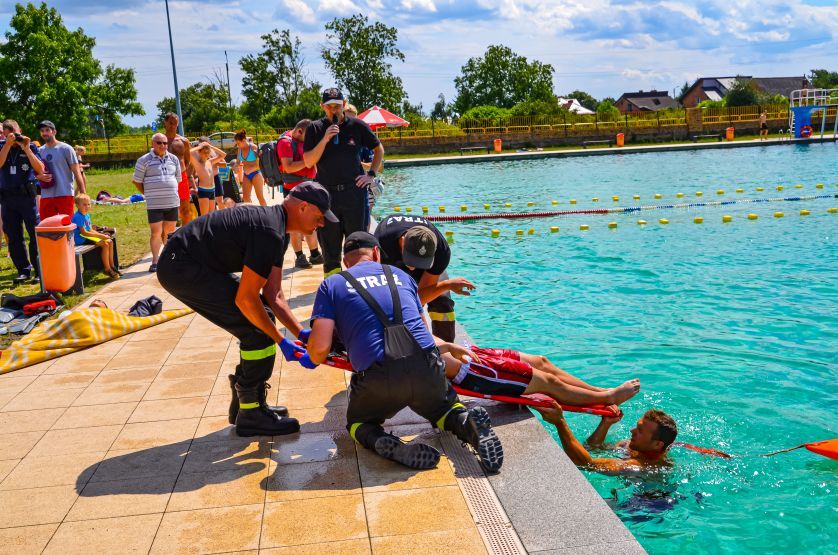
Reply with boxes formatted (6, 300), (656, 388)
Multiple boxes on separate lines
(277, 119), (323, 269)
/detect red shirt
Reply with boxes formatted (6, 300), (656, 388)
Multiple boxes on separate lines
(177, 170), (190, 201)
(277, 131), (316, 189)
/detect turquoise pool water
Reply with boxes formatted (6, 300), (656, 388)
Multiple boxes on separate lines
(376, 143), (837, 554)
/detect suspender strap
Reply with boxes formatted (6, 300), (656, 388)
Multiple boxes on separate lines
(339, 264), (403, 327)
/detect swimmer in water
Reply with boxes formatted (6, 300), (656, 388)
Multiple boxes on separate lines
(538, 402), (677, 476)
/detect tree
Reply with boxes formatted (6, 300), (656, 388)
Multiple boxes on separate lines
(676, 81), (691, 105)
(157, 80), (230, 133)
(322, 14), (406, 111)
(810, 69), (838, 89)
(565, 90), (598, 111)
(0, 2), (143, 140)
(509, 98), (562, 116)
(239, 29), (309, 121)
(431, 93), (453, 120)
(725, 77), (759, 107)
(595, 99), (621, 121)
(397, 99), (425, 126)
(454, 45), (555, 114)
(460, 105), (511, 123)
(262, 83), (323, 130)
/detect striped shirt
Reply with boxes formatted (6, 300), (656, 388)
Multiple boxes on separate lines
(133, 151), (181, 210)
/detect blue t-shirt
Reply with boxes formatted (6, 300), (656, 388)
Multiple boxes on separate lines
(0, 142), (40, 193)
(311, 261), (435, 372)
(71, 211), (91, 245)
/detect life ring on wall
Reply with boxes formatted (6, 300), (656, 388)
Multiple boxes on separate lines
(800, 125), (813, 138)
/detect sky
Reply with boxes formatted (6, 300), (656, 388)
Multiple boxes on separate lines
(1, 0), (836, 126)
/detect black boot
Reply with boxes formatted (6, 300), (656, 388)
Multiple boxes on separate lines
(228, 375), (289, 425)
(444, 406), (503, 473)
(354, 423), (440, 470)
(235, 382), (299, 437)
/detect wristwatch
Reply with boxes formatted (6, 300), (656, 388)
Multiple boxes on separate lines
(367, 170), (376, 178)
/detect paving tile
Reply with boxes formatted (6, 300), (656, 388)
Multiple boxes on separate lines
(294, 406), (347, 433)
(364, 486), (473, 537)
(0, 430), (45, 460)
(357, 437), (457, 493)
(0, 523), (60, 552)
(181, 438), (270, 474)
(194, 415), (238, 442)
(143, 377), (215, 400)
(270, 430), (355, 465)
(43, 346), (120, 374)
(90, 443), (189, 482)
(0, 459), (18, 482)
(279, 365), (347, 390)
(165, 343), (229, 366)
(0, 392), (15, 410)
(67, 475), (176, 521)
(0, 485), (78, 528)
(260, 494), (367, 549)
(112, 418), (199, 450)
(129, 396), (208, 423)
(210, 374), (233, 396)
(73, 382), (150, 406)
(91, 365), (160, 385)
(265, 457), (362, 503)
(0, 407), (65, 432)
(29, 425), (123, 456)
(128, 319), (191, 341)
(26, 371), (99, 390)
(44, 513), (163, 554)
(52, 402), (138, 430)
(275, 385), (347, 410)
(370, 528), (486, 554)
(0, 375), (37, 395)
(0, 451), (102, 490)
(105, 339), (178, 370)
(151, 504), (263, 554)
(157, 361), (221, 380)
(168, 466), (268, 511)
(202, 394), (230, 417)
(5, 360), (54, 377)
(2, 387), (83, 412)
(261, 539), (371, 555)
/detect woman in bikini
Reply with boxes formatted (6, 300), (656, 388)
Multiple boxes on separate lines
(234, 129), (266, 206)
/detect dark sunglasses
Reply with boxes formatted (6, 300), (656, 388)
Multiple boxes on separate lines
(154, 140), (168, 145)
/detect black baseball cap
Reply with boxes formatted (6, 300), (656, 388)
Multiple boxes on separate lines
(38, 120), (56, 130)
(321, 88), (345, 105)
(288, 181), (338, 223)
(402, 227), (437, 270)
(344, 231), (379, 254)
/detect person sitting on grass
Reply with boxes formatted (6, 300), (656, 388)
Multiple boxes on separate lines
(440, 345), (640, 408)
(72, 193), (119, 279)
(537, 402), (677, 476)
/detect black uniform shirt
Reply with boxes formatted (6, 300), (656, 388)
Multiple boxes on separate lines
(303, 116), (380, 188)
(170, 205), (287, 278)
(374, 214), (450, 282)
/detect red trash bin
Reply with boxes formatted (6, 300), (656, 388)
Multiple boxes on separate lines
(35, 214), (77, 292)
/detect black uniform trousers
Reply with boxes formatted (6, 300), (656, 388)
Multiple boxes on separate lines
(1, 194), (39, 277)
(318, 185), (369, 277)
(156, 244), (275, 389)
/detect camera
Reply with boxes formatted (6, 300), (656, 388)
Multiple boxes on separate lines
(13, 132), (23, 142)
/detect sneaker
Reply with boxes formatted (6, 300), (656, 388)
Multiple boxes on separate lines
(447, 406), (504, 473)
(294, 254), (312, 269)
(309, 252), (324, 265)
(148, 263), (157, 273)
(374, 434), (441, 470)
(12, 273), (31, 284)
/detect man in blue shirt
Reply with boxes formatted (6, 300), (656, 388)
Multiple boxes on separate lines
(0, 119), (44, 283)
(286, 231), (503, 472)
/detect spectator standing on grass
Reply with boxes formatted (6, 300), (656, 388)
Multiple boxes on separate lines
(74, 145), (90, 192)
(37, 120), (85, 218)
(170, 137), (197, 225)
(303, 88), (384, 277)
(277, 119), (323, 269)
(0, 119), (44, 283)
(133, 133), (180, 272)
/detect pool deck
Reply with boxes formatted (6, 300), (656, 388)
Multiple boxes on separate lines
(0, 192), (645, 553)
(385, 135), (837, 168)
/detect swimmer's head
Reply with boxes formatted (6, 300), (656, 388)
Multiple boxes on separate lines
(629, 409), (677, 454)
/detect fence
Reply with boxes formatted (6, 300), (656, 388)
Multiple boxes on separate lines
(83, 104), (833, 156)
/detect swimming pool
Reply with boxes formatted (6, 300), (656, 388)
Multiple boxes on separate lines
(376, 143), (837, 554)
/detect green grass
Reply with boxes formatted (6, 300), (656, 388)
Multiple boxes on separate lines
(1, 168), (149, 347)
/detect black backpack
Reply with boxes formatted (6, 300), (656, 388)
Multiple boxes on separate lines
(259, 141), (282, 189)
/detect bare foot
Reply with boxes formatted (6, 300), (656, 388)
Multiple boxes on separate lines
(609, 378), (640, 405)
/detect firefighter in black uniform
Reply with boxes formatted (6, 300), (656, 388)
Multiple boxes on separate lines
(156, 182), (338, 437)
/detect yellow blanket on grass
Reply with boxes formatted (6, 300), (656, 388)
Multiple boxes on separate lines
(0, 307), (192, 375)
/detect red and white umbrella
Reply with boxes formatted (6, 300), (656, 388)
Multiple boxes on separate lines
(356, 106), (410, 130)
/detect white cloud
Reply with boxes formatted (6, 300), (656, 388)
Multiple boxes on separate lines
(278, 0), (317, 24)
(401, 0), (437, 12)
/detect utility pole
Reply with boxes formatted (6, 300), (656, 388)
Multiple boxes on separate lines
(225, 50), (234, 132)
(164, 0), (184, 136)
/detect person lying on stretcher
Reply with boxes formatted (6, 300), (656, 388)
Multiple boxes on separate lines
(441, 345), (640, 408)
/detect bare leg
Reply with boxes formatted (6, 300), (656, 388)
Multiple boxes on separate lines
(162, 220), (177, 246)
(215, 196), (224, 210)
(304, 232), (318, 250)
(98, 242), (111, 273)
(179, 199), (193, 225)
(290, 231), (303, 253)
(242, 179), (253, 203)
(519, 353), (606, 392)
(198, 196), (213, 216)
(524, 370), (640, 405)
(251, 174), (267, 206)
(149, 222), (163, 264)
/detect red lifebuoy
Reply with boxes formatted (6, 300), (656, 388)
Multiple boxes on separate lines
(800, 125), (813, 138)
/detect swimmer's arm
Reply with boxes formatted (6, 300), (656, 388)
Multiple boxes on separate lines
(262, 265), (303, 339)
(586, 413), (623, 449)
(236, 266), (283, 344)
(307, 318), (335, 364)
